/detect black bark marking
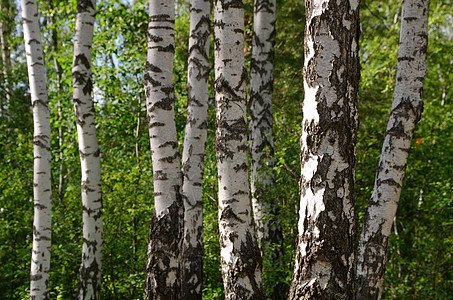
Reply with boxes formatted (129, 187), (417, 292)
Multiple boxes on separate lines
(149, 14), (174, 23)
(154, 170), (168, 180)
(145, 61), (162, 73)
(78, 258), (101, 300)
(77, 0), (95, 13)
(74, 53), (91, 70)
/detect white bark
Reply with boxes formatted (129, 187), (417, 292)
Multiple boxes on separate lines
(214, 1), (264, 298)
(180, 0), (210, 297)
(356, 1), (430, 298)
(249, 0), (283, 256)
(21, 0), (53, 298)
(72, 1), (103, 299)
(289, 0), (360, 298)
(144, 1), (183, 298)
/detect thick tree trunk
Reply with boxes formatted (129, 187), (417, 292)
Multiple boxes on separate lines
(249, 0), (284, 265)
(180, 0), (210, 298)
(21, 0), (53, 298)
(356, 1), (430, 299)
(214, 1), (265, 298)
(288, 0), (360, 299)
(72, 1), (103, 298)
(144, 1), (183, 299)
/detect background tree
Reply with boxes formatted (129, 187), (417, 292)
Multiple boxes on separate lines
(248, 0), (286, 296)
(356, 0), (431, 298)
(1, 0), (12, 118)
(289, 0), (360, 298)
(180, 0), (211, 298)
(21, 0), (53, 298)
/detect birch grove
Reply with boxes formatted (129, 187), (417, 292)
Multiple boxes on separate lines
(180, 0), (211, 297)
(72, 0), (103, 298)
(214, 0), (265, 298)
(21, 0), (53, 298)
(1, 0), (449, 298)
(356, 0), (430, 298)
(144, 0), (183, 298)
(289, 0), (360, 298)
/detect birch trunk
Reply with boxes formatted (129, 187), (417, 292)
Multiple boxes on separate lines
(21, 0), (53, 298)
(214, 1), (265, 298)
(288, 0), (360, 298)
(1, 0), (12, 115)
(356, 1), (430, 298)
(249, 0), (284, 265)
(72, 0), (103, 298)
(144, 1), (183, 298)
(180, 0), (210, 298)
(47, 0), (65, 203)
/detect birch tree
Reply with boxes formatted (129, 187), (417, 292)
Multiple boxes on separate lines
(72, 0), (103, 298)
(214, 0), (264, 298)
(21, 0), (53, 298)
(356, 1), (430, 298)
(180, 0), (210, 297)
(249, 0), (283, 263)
(144, 0), (183, 298)
(1, 0), (12, 116)
(46, 0), (65, 203)
(288, 0), (360, 298)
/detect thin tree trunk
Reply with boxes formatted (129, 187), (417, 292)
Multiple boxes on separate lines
(180, 0), (210, 298)
(21, 0), (53, 298)
(356, 1), (430, 298)
(47, 0), (65, 203)
(144, 1), (183, 299)
(214, 1), (265, 298)
(1, 0), (12, 116)
(72, 0), (103, 298)
(249, 1), (285, 293)
(288, 0), (360, 298)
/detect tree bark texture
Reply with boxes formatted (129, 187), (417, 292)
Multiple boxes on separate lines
(144, 1), (183, 299)
(72, 0), (103, 299)
(21, 0), (53, 298)
(249, 0), (284, 262)
(180, 0), (210, 298)
(288, 0), (360, 299)
(356, 1), (430, 299)
(214, 1), (265, 298)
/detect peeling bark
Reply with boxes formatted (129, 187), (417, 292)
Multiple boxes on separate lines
(356, 1), (430, 299)
(289, 0), (360, 299)
(144, 1), (183, 299)
(21, 0), (53, 298)
(214, 0), (265, 298)
(180, 0), (211, 298)
(72, 1), (103, 299)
